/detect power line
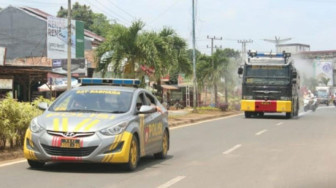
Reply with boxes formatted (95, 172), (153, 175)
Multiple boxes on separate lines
(237, 39), (253, 65)
(107, 0), (136, 20)
(206, 35), (222, 106)
(89, 0), (131, 25)
(148, 0), (182, 24)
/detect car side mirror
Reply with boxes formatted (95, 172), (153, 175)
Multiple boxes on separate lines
(138, 105), (156, 114)
(38, 102), (49, 110)
(238, 67), (243, 75)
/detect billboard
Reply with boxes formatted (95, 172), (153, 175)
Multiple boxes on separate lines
(315, 61), (333, 86)
(52, 58), (86, 77)
(0, 47), (6, 66)
(47, 16), (84, 59)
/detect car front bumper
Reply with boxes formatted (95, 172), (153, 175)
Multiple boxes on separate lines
(24, 129), (132, 163)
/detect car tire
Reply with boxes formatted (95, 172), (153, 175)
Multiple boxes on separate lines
(27, 160), (45, 169)
(154, 130), (169, 159)
(123, 135), (139, 171)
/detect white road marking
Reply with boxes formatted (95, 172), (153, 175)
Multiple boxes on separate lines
(0, 159), (26, 168)
(276, 122), (283, 126)
(256, 129), (267, 136)
(158, 176), (186, 188)
(171, 113), (242, 130)
(223, 144), (242, 155)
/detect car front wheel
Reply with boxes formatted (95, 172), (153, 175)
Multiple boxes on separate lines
(123, 135), (139, 171)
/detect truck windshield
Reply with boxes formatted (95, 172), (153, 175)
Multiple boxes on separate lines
(245, 65), (290, 85)
(317, 90), (327, 97)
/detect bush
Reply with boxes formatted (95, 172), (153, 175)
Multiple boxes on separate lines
(218, 102), (229, 111)
(0, 94), (53, 149)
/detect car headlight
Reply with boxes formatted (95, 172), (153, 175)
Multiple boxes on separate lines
(30, 118), (44, 133)
(100, 122), (128, 136)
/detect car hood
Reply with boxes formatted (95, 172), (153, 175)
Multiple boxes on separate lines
(37, 111), (132, 132)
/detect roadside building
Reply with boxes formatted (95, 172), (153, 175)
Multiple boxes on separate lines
(0, 6), (104, 101)
(296, 50), (336, 89)
(277, 43), (310, 54)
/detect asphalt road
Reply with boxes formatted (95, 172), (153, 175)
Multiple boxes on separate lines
(1, 106), (336, 188)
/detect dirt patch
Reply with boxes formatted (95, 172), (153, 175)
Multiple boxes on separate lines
(0, 148), (24, 161)
(168, 110), (241, 127)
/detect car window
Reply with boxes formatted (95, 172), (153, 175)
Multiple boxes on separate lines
(136, 93), (147, 111)
(145, 92), (157, 106)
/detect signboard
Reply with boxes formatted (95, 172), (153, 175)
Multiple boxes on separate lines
(0, 47), (6, 66)
(0, 79), (13, 89)
(52, 59), (86, 77)
(47, 16), (84, 59)
(315, 61), (333, 86)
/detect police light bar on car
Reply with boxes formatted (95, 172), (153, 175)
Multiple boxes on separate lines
(80, 78), (140, 86)
(248, 50), (291, 58)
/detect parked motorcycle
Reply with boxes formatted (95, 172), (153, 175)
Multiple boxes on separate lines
(303, 96), (318, 112)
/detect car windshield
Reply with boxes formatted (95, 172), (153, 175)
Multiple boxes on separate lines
(245, 65), (290, 85)
(49, 89), (133, 113)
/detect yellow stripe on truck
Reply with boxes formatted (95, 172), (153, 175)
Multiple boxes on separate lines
(241, 100), (255, 111)
(276, 101), (292, 112)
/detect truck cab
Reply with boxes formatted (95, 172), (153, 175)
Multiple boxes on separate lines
(238, 51), (300, 119)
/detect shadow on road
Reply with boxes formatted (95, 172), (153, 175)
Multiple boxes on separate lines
(27, 155), (174, 173)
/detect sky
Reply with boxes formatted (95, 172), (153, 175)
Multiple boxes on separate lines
(1, 0), (336, 55)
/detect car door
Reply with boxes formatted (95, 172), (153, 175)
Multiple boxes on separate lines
(143, 91), (164, 153)
(136, 92), (157, 155)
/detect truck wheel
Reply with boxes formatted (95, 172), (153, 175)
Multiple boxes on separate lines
(294, 102), (299, 116)
(286, 112), (292, 119)
(245, 112), (251, 118)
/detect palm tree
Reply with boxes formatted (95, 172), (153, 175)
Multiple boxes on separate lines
(320, 77), (330, 86)
(95, 21), (191, 100)
(197, 49), (231, 106)
(95, 20), (146, 78)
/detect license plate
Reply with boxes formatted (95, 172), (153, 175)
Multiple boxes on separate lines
(261, 102), (271, 105)
(61, 139), (80, 148)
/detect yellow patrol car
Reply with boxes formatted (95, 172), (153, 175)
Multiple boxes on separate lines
(24, 78), (169, 171)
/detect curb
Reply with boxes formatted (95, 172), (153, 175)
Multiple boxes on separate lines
(169, 111), (241, 127)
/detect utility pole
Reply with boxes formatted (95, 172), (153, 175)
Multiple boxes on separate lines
(207, 35), (222, 107)
(237, 39), (253, 65)
(263, 36), (291, 53)
(192, 0), (197, 111)
(67, 0), (72, 90)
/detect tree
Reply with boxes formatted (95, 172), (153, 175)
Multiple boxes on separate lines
(57, 2), (94, 29)
(90, 13), (113, 37)
(57, 3), (112, 37)
(320, 77), (330, 86)
(196, 48), (240, 106)
(95, 21), (190, 91)
(95, 21), (144, 78)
